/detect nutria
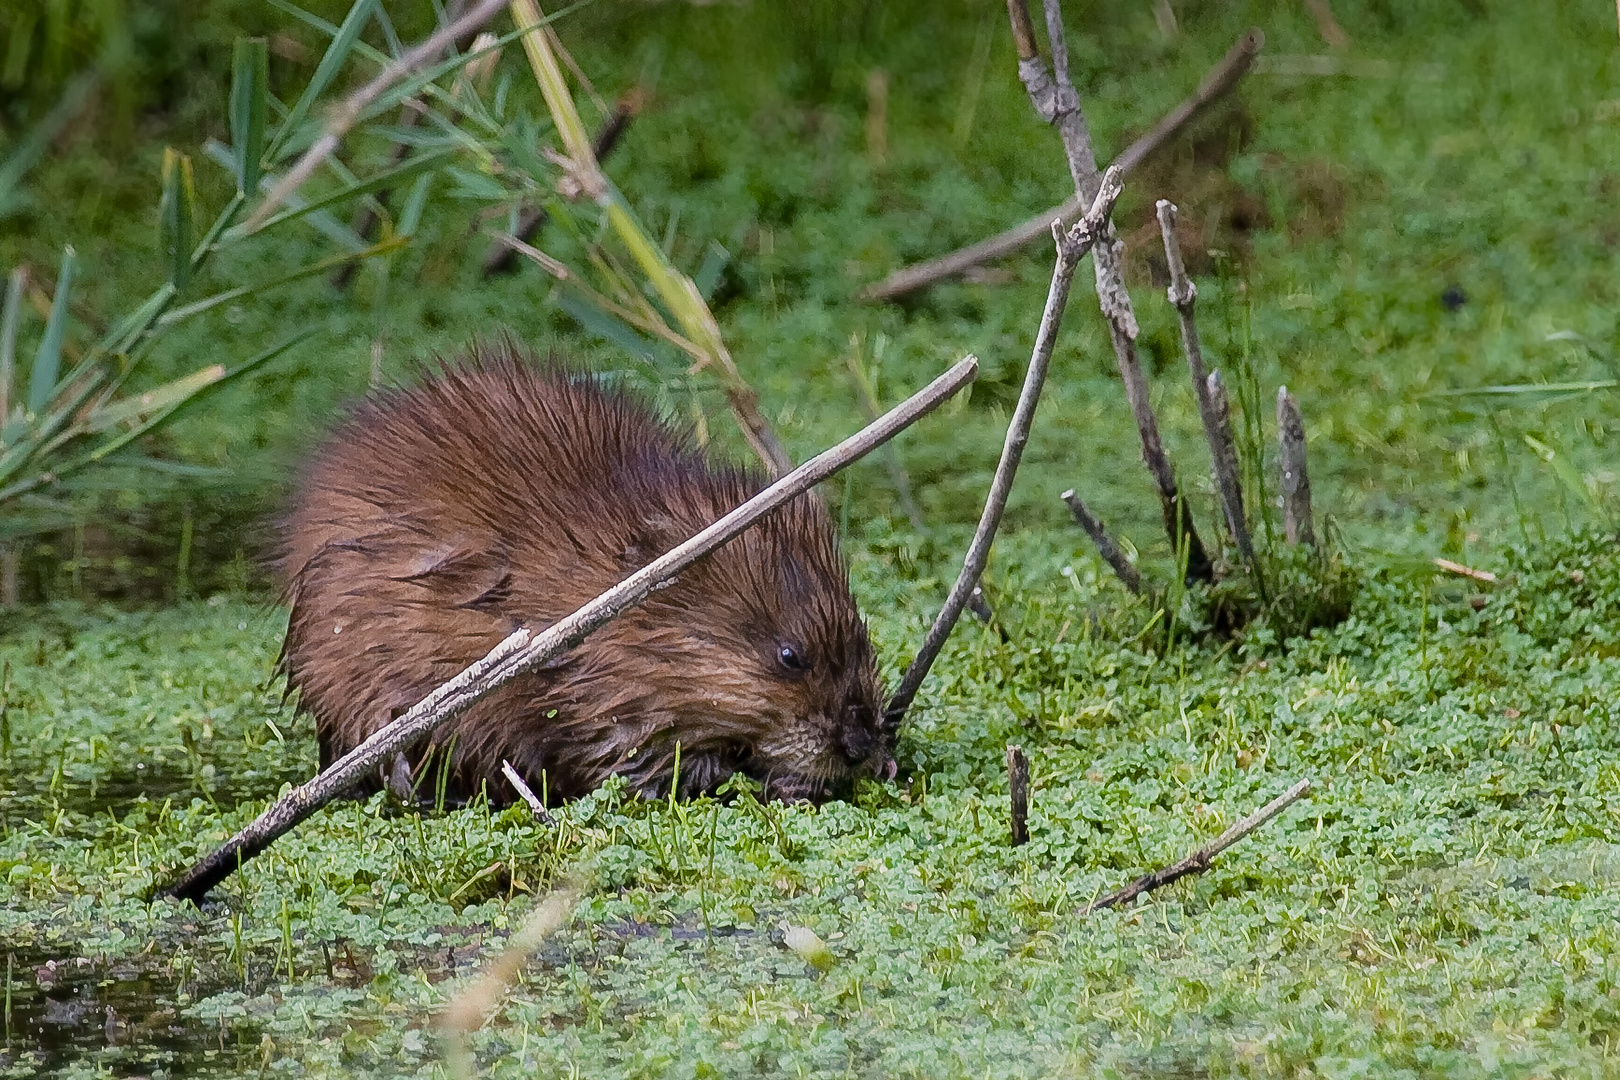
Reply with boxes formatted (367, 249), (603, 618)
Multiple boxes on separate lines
(276, 342), (892, 806)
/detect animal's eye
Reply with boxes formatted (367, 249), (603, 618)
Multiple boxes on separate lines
(777, 644), (807, 672)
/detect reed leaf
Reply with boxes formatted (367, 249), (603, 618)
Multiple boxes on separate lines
(159, 149), (197, 290)
(229, 37), (269, 197)
(27, 246), (74, 415)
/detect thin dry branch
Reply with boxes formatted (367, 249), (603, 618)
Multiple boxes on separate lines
(158, 354), (979, 904)
(884, 170), (1122, 729)
(1013, 0), (1212, 584)
(1086, 778), (1311, 913)
(501, 759), (555, 824)
(1157, 200), (1258, 584)
(859, 28), (1263, 302)
(1061, 488), (1141, 594)
(242, 0), (512, 234)
(331, 0), (474, 291)
(1277, 386), (1314, 546)
(1434, 558), (1496, 584)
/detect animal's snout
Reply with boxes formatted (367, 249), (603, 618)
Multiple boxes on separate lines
(835, 724), (880, 768)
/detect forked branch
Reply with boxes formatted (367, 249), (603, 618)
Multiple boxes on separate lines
(859, 29), (1263, 302)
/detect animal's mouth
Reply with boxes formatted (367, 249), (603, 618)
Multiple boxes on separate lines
(758, 750), (897, 805)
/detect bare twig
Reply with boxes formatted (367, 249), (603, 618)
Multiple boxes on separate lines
(1434, 558), (1496, 584)
(1086, 778), (1311, 913)
(1018, 0), (1213, 585)
(859, 29), (1263, 302)
(439, 878), (582, 1035)
(158, 355), (978, 904)
(1304, 0), (1351, 50)
(242, 0), (512, 234)
(482, 92), (641, 278)
(1006, 745), (1030, 846)
(1157, 200), (1258, 586)
(1061, 488), (1141, 594)
(884, 172), (1122, 729)
(501, 759), (555, 824)
(0, 547), (17, 609)
(1277, 387), (1314, 546)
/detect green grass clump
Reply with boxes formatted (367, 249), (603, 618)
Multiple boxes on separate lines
(4, 531), (1620, 1077)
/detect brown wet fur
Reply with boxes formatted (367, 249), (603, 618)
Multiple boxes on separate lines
(276, 341), (888, 806)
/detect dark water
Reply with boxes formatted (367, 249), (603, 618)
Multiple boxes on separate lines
(0, 946), (258, 1079)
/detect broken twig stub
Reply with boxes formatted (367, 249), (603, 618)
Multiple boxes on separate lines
(1007, 745), (1030, 847)
(1061, 489), (1141, 594)
(1158, 200), (1258, 585)
(1277, 386), (1315, 546)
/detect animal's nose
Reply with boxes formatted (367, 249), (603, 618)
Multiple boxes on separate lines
(836, 725), (877, 766)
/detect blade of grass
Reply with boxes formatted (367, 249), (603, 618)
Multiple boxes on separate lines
(1524, 432), (1612, 528)
(159, 150), (197, 290)
(155, 236), (409, 329)
(230, 38), (270, 197)
(0, 268), (23, 423)
(27, 246), (74, 415)
(229, 148), (454, 239)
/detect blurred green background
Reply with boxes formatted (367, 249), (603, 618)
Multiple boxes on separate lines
(1, 0), (1616, 601)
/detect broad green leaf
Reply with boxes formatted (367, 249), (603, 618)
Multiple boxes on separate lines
(159, 149), (197, 290)
(265, 0), (380, 164)
(27, 246), (74, 415)
(229, 38), (269, 196)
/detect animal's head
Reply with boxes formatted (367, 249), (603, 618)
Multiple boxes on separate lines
(601, 486), (891, 803)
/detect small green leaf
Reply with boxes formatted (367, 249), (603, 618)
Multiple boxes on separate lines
(229, 38), (269, 197)
(159, 149), (196, 290)
(27, 245), (74, 416)
(398, 174), (432, 237)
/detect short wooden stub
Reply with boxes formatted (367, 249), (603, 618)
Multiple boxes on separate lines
(1277, 386), (1315, 546)
(1006, 744), (1030, 847)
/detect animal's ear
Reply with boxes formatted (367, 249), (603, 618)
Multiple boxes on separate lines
(389, 542), (513, 613)
(619, 513), (683, 571)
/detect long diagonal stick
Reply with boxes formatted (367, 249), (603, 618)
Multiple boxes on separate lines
(159, 354), (979, 904)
